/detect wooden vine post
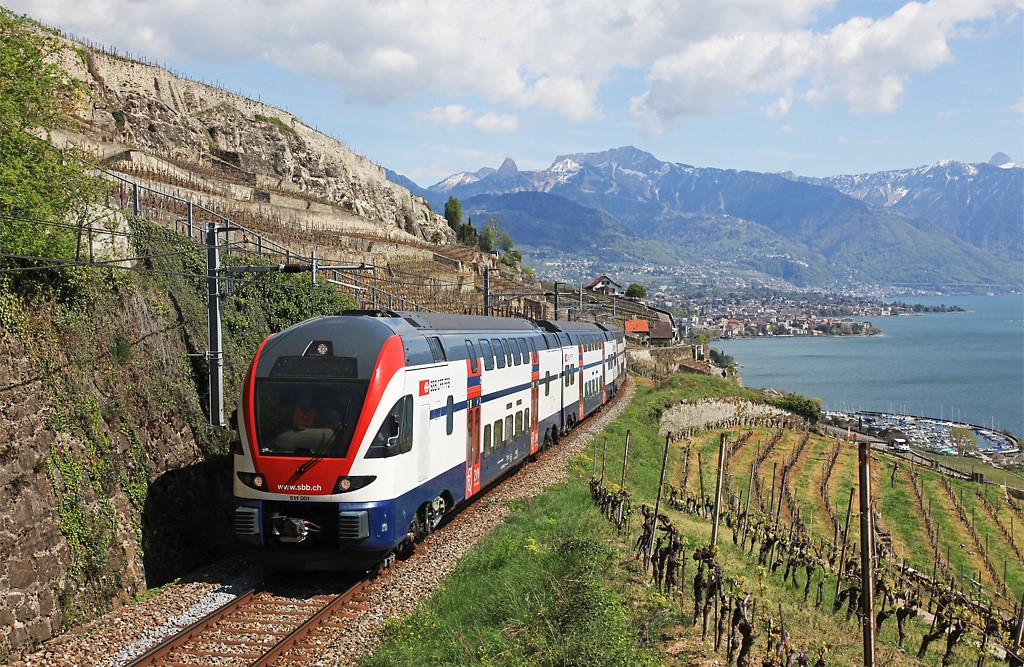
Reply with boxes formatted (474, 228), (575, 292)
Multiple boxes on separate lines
(858, 441), (876, 667)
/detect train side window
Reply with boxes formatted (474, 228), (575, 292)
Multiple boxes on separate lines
(505, 415), (513, 443)
(524, 407), (530, 430)
(517, 338), (529, 363)
(480, 339), (494, 371)
(466, 339), (479, 374)
(491, 339), (505, 368)
(494, 419), (503, 448)
(446, 395), (454, 436)
(545, 371), (551, 396)
(510, 339), (522, 366)
(503, 339), (514, 366)
(427, 336), (446, 362)
(564, 365), (570, 387)
(483, 424), (492, 458)
(515, 411), (523, 437)
(366, 395), (412, 458)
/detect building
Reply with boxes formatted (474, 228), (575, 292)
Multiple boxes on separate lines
(586, 274), (624, 295)
(624, 319), (649, 345)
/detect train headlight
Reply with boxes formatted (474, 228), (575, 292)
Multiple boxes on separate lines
(333, 476), (376, 493)
(237, 472), (267, 491)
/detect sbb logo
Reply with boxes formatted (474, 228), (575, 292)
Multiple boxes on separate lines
(419, 379), (430, 396)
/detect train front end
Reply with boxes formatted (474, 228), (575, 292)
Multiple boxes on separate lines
(232, 315), (407, 570)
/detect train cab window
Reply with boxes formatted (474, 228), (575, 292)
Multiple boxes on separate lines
(480, 339), (495, 371)
(466, 340), (479, 374)
(494, 419), (503, 447)
(446, 395), (454, 435)
(483, 424), (492, 458)
(253, 379), (365, 459)
(365, 394), (413, 458)
(505, 415), (513, 443)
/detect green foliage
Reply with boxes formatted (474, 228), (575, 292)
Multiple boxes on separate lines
(458, 217), (477, 245)
(709, 347), (733, 368)
(625, 283), (647, 299)
(0, 9), (104, 258)
(444, 196), (462, 233)
(772, 392), (823, 422)
(478, 224), (496, 253)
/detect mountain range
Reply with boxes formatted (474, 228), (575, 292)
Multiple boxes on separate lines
(389, 147), (1022, 293)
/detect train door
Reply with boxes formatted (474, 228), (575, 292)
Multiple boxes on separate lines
(601, 340), (607, 404)
(577, 342), (585, 420)
(465, 341), (482, 498)
(417, 398), (436, 483)
(529, 342), (540, 455)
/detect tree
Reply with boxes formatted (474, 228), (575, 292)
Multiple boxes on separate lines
(443, 196), (462, 233)
(625, 283), (647, 300)
(950, 427), (977, 457)
(0, 9), (103, 261)
(478, 225), (495, 253)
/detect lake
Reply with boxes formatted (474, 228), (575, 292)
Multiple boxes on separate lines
(714, 294), (1024, 437)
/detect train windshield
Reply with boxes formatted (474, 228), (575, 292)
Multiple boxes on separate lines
(253, 380), (367, 458)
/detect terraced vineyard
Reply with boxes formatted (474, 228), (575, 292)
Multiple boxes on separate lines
(685, 427), (1023, 606)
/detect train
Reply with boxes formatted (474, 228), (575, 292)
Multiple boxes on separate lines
(232, 309), (626, 570)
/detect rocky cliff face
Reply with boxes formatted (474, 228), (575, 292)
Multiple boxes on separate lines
(57, 40), (451, 244)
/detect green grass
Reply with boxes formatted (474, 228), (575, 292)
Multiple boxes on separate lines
(921, 452), (1024, 490)
(361, 473), (662, 666)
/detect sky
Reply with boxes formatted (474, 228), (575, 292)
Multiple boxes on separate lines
(11, 0), (1024, 187)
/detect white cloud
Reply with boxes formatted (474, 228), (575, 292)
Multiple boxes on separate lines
(412, 105), (477, 131)
(412, 105), (518, 133)
(10, 0), (1022, 130)
(473, 112), (519, 133)
(937, 107), (966, 118)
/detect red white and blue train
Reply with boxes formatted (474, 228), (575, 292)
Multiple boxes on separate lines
(233, 310), (625, 569)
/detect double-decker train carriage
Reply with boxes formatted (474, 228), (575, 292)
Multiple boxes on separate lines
(233, 310), (625, 569)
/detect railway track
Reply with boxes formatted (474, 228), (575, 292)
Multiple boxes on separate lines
(125, 577), (371, 666)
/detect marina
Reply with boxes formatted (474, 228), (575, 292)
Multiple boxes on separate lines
(827, 410), (1021, 459)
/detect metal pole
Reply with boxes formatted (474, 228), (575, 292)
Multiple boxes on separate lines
(651, 435), (671, 558)
(711, 433), (727, 547)
(620, 430), (630, 490)
(206, 223), (224, 427)
(858, 441), (876, 667)
(741, 452), (755, 547)
(483, 267), (490, 316)
(553, 281), (559, 320)
(834, 487), (856, 604)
